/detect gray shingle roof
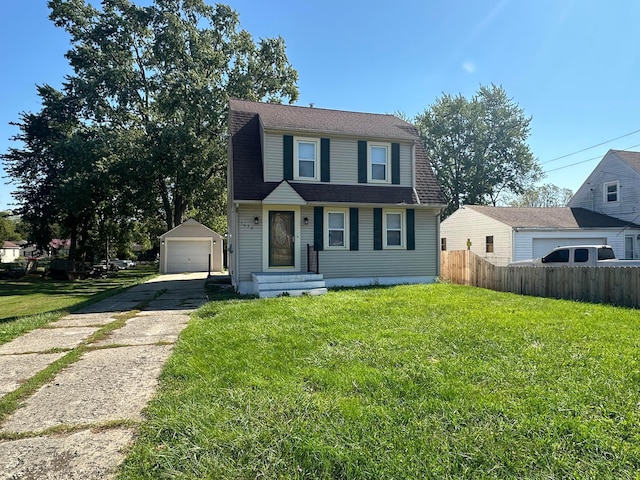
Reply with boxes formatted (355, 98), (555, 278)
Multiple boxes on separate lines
(465, 205), (640, 228)
(611, 149), (640, 173)
(229, 98), (419, 141)
(228, 99), (446, 206)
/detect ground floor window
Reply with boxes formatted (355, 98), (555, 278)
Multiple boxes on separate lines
(325, 209), (349, 249)
(384, 210), (404, 248)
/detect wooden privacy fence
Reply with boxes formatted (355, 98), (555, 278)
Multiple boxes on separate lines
(440, 250), (640, 308)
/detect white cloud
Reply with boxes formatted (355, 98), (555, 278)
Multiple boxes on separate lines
(462, 61), (476, 74)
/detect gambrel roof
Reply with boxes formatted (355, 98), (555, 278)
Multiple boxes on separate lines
(228, 99), (445, 206)
(229, 98), (418, 141)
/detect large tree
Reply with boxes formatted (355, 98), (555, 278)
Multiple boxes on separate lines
(2, 85), (119, 260)
(416, 85), (542, 218)
(48, 0), (298, 230)
(508, 183), (573, 207)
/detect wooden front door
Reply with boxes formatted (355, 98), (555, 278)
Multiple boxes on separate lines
(269, 211), (295, 267)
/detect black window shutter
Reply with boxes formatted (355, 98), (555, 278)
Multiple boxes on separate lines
(358, 140), (367, 183)
(391, 143), (400, 185)
(283, 135), (293, 180)
(407, 208), (415, 250)
(373, 208), (382, 250)
(314, 206), (324, 251)
(321, 138), (330, 182)
(350, 208), (359, 251)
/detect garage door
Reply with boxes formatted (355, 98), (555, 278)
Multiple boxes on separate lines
(532, 237), (606, 259)
(166, 240), (211, 273)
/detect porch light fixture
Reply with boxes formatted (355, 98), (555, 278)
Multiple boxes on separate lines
(304, 217), (309, 225)
(254, 216), (259, 225)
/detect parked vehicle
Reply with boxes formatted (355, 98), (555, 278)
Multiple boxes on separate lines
(510, 245), (640, 267)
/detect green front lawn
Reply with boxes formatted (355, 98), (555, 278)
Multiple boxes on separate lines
(0, 265), (157, 344)
(120, 284), (640, 479)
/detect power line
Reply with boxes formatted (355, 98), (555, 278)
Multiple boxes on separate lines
(540, 128), (640, 165)
(544, 143), (640, 173)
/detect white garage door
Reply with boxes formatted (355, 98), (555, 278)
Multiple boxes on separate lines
(532, 237), (606, 258)
(166, 240), (211, 273)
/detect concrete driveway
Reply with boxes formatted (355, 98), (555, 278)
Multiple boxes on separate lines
(0, 272), (209, 480)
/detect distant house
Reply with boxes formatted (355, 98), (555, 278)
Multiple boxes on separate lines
(227, 99), (446, 296)
(0, 241), (21, 263)
(440, 205), (640, 265)
(158, 219), (224, 274)
(569, 149), (640, 259)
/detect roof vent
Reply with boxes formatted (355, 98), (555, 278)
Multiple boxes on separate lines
(309, 103), (314, 108)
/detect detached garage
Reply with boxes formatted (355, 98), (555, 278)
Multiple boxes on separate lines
(441, 205), (640, 265)
(159, 219), (224, 274)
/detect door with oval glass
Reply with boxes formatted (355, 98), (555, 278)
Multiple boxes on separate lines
(269, 211), (295, 267)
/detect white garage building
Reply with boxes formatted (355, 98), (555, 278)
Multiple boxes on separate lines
(159, 219), (224, 274)
(441, 205), (640, 265)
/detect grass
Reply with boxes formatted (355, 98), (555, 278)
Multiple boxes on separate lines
(118, 283), (640, 479)
(0, 265), (158, 345)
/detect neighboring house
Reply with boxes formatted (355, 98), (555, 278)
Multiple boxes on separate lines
(227, 99), (446, 296)
(440, 205), (640, 265)
(569, 149), (640, 258)
(0, 241), (21, 263)
(159, 219), (224, 274)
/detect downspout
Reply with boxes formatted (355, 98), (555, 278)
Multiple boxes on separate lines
(436, 211), (441, 278)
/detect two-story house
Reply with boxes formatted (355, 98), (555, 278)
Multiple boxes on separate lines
(569, 149), (640, 259)
(227, 99), (446, 297)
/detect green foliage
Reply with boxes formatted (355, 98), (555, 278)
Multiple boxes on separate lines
(508, 183), (574, 207)
(48, 0), (298, 230)
(0, 215), (9, 245)
(2, 0), (297, 257)
(416, 85), (542, 218)
(120, 285), (640, 479)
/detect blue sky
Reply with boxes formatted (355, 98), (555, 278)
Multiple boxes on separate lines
(2, 0), (640, 211)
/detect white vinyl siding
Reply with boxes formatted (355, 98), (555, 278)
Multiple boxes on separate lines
(263, 133), (414, 187)
(264, 134), (283, 181)
(306, 207), (439, 278)
(440, 207), (513, 265)
(236, 205), (263, 283)
(569, 151), (640, 224)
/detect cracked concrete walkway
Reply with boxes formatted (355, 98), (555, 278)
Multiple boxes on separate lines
(0, 272), (209, 480)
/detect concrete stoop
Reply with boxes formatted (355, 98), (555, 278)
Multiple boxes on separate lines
(252, 272), (327, 298)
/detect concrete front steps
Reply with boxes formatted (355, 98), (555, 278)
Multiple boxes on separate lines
(252, 272), (327, 298)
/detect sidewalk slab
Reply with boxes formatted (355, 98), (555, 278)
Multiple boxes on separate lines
(0, 428), (135, 480)
(54, 313), (117, 327)
(93, 314), (189, 347)
(0, 327), (99, 355)
(1, 344), (173, 433)
(0, 352), (66, 396)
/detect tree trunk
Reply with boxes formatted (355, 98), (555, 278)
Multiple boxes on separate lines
(158, 178), (174, 231)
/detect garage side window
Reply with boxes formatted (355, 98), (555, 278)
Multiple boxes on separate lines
(485, 236), (494, 253)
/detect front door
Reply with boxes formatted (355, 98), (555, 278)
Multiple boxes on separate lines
(269, 211), (295, 267)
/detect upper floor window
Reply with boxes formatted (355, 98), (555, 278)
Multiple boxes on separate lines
(604, 181), (619, 203)
(325, 209), (349, 249)
(368, 143), (390, 183)
(384, 210), (404, 248)
(294, 137), (319, 180)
